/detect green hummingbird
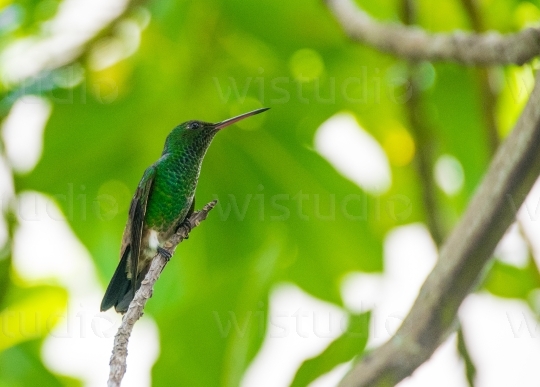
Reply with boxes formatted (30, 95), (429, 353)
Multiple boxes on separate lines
(100, 107), (269, 313)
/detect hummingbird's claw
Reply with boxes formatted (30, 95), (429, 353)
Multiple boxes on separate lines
(158, 247), (172, 261)
(177, 218), (193, 238)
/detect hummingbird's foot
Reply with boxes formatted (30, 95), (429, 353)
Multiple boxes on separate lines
(158, 247), (172, 261)
(178, 219), (193, 238)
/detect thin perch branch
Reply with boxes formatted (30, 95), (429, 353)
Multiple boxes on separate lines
(107, 200), (217, 387)
(401, 0), (445, 245)
(325, 0), (540, 65)
(460, 0), (501, 154)
(338, 71), (540, 386)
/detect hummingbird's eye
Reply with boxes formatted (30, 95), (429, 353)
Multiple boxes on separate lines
(189, 122), (200, 130)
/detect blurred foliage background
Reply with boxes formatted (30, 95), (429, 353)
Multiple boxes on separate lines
(0, 0), (539, 385)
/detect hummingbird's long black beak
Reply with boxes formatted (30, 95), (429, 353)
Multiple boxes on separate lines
(213, 107), (270, 130)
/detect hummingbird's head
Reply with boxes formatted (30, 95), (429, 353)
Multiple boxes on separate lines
(162, 107), (269, 155)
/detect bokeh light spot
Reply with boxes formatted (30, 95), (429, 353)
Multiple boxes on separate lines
(315, 112), (391, 194)
(289, 48), (324, 82)
(1, 96), (51, 173)
(514, 3), (540, 28)
(434, 154), (465, 196)
(382, 125), (415, 167)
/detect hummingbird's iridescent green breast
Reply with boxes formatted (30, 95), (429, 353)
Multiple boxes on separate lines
(144, 121), (217, 233)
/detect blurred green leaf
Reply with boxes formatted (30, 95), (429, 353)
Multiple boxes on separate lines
(0, 284), (67, 352)
(0, 339), (81, 387)
(291, 312), (370, 387)
(483, 259), (540, 299)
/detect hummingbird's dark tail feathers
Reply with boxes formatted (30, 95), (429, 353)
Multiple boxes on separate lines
(114, 261), (150, 313)
(100, 246), (132, 313)
(115, 287), (135, 313)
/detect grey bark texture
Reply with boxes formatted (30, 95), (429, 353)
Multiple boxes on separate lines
(326, 0), (540, 65)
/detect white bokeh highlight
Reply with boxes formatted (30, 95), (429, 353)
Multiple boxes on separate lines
(398, 333), (467, 387)
(1, 96), (51, 173)
(518, 176), (540, 269)
(341, 273), (384, 314)
(460, 294), (540, 387)
(343, 224), (438, 348)
(0, 0), (129, 83)
(314, 112), (391, 194)
(309, 363), (351, 387)
(434, 154), (465, 196)
(494, 223), (529, 268)
(241, 284), (348, 387)
(88, 19), (143, 71)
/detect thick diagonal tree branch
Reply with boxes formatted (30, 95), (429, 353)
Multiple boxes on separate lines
(338, 72), (540, 386)
(325, 0), (540, 65)
(107, 200), (217, 387)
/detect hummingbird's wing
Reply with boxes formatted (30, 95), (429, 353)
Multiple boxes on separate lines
(124, 165), (157, 293)
(101, 165), (156, 312)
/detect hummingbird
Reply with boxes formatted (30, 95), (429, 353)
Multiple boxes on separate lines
(100, 107), (269, 313)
